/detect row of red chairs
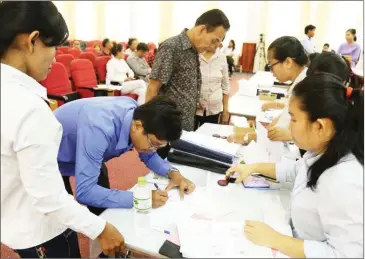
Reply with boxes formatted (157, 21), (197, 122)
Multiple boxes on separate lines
(41, 58), (138, 110)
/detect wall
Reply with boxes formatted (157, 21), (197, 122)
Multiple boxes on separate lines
(53, 1), (363, 52)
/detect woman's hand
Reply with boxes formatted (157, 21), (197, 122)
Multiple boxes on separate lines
(244, 220), (282, 248)
(225, 164), (255, 183)
(267, 126), (293, 142)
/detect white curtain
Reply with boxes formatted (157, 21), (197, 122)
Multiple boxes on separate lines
(54, 1), (363, 52)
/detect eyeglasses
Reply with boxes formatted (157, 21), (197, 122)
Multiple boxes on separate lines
(267, 61), (281, 71)
(146, 134), (168, 151)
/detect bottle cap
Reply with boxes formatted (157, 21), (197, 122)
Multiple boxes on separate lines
(137, 177), (147, 186)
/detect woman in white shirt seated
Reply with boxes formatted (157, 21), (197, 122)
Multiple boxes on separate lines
(195, 48), (230, 130)
(0, 2), (124, 258)
(106, 43), (147, 105)
(223, 39), (236, 76)
(262, 36), (308, 142)
(227, 73), (364, 258)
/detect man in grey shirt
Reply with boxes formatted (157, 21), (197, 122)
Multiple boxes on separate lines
(127, 42), (151, 83)
(145, 9), (230, 158)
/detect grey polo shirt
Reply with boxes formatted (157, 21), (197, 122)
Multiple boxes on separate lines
(150, 29), (202, 131)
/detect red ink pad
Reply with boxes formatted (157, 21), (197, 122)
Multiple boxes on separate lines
(218, 179), (228, 186)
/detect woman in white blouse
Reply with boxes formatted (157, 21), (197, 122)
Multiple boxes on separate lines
(262, 36), (309, 142)
(106, 43), (147, 105)
(0, 2), (124, 258)
(195, 48), (230, 130)
(227, 73), (364, 258)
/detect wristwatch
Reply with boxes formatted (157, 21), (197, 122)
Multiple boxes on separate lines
(167, 167), (179, 179)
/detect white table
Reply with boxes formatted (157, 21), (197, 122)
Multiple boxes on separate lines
(89, 124), (292, 258)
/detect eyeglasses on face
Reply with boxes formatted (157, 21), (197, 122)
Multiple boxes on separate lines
(146, 134), (168, 151)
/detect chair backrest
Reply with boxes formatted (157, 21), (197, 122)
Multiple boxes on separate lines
(58, 46), (70, 53)
(56, 54), (75, 77)
(85, 47), (98, 56)
(55, 50), (63, 56)
(87, 40), (96, 48)
(95, 56), (111, 83)
(79, 52), (96, 68)
(40, 62), (72, 95)
(67, 48), (81, 59)
(71, 59), (97, 88)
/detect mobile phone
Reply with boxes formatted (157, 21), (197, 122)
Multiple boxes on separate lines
(251, 173), (278, 183)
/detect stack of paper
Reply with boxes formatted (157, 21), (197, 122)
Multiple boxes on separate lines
(256, 121), (285, 163)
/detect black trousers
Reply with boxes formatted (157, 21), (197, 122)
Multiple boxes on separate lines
(62, 163), (110, 216)
(194, 112), (220, 131)
(14, 229), (81, 258)
(226, 56), (234, 76)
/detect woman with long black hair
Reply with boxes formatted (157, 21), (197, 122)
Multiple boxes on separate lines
(227, 73), (363, 258)
(1, 2), (124, 258)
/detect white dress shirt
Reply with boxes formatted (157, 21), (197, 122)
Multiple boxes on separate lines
(275, 67), (307, 128)
(276, 152), (363, 258)
(197, 51), (230, 116)
(106, 56), (135, 86)
(1, 64), (106, 249)
(301, 36), (317, 54)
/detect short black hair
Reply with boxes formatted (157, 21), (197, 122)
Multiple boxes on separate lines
(268, 36), (308, 66)
(102, 38), (110, 48)
(136, 42), (149, 52)
(347, 29), (357, 42)
(308, 53), (320, 65)
(127, 38), (137, 48)
(195, 9), (230, 32)
(111, 43), (123, 56)
(293, 73), (363, 190)
(133, 96), (182, 141)
(62, 41), (71, 47)
(304, 25), (316, 34)
(307, 52), (349, 82)
(0, 2), (68, 58)
(323, 43), (330, 48)
(229, 39), (236, 51)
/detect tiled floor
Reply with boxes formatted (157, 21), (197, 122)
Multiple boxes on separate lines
(1, 72), (251, 258)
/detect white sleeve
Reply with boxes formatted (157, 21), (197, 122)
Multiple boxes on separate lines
(275, 156), (299, 184)
(304, 167), (363, 258)
(106, 60), (116, 85)
(14, 105), (106, 240)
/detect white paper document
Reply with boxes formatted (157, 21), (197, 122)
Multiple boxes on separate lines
(256, 121), (285, 163)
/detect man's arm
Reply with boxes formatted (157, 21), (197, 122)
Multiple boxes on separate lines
(127, 58), (150, 77)
(146, 44), (175, 102)
(74, 109), (134, 209)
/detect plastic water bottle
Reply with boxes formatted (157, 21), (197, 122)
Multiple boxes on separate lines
(133, 177), (152, 213)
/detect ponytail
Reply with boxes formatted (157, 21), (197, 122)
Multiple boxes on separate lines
(293, 73), (364, 190)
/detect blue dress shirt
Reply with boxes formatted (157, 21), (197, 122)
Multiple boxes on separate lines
(54, 97), (173, 209)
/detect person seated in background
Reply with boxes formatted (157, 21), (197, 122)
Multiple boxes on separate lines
(301, 24), (317, 54)
(261, 36), (308, 142)
(62, 40), (71, 47)
(223, 39), (236, 76)
(226, 73), (364, 258)
(195, 47), (230, 130)
(127, 42), (152, 83)
(125, 38), (138, 55)
(93, 43), (102, 55)
(106, 43), (147, 104)
(101, 38), (113, 56)
(322, 43), (336, 53)
(73, 40), (82, 50)
(337, 29), (361, 68)
(56, 96), (196, 216)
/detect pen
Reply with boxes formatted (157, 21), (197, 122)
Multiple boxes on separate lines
(154, 183), (160, 190)
(152, 227), (170, 235)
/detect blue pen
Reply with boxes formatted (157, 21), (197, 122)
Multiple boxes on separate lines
(152, 227), (170, 235)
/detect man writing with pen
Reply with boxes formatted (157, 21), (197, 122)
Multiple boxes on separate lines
(54, 96), (196, 215)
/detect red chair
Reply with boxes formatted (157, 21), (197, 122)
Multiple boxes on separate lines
(56, 54), (75, 78)
(71, 59), (113, 98)
(85, 47), (98, 56)
(55, 49), (63, 56)
(87, 40), (96, 48)
(58, 46), (70, 53)
(79, 52), (97, 70)
(95, 56), (111, 83)
(67, 48), (81, 59)
(40, 62), (80, 109)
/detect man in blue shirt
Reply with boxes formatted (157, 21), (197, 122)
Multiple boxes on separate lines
(55, 96), (195, 216)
